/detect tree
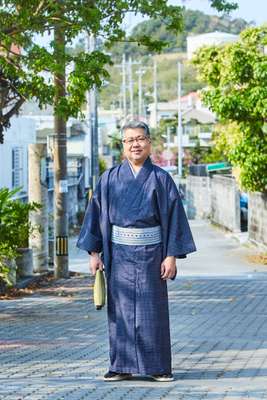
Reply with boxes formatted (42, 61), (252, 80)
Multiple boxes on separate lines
(109, 8), (248, 59)
(0, 0), (238, 277)
(193, 25), (267, 192)
(0, 0), (238, 143)
(1, 0), (184, 278)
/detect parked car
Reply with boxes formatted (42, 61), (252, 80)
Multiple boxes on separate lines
(240, 192), (248, 231)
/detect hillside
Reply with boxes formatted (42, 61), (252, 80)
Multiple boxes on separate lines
(99, 9), (250, 111)
(109, 9), (249, 60)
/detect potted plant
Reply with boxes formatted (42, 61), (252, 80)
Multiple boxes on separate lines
(0, 187), (41, 281)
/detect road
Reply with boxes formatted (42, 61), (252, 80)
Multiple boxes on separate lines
(1, 220), (267, 399)
(70, 220), (266, 278)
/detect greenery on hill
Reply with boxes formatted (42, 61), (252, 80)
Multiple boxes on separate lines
(99, 54), (203, 111)
(109, 9), (249, 60)
(99, 9), (249, 110)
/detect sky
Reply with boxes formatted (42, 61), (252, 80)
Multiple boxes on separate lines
(124, 0), (267, 32)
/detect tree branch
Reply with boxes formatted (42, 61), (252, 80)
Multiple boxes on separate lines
(2, 97), (25, 124)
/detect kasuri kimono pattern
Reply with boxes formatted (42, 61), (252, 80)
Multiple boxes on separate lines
(77, 157), (196, 375)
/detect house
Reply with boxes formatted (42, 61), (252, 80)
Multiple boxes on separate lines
(149, 92), (217, 167)
(182, 108), (216, 147)
(187, 31), (238, 60)
(148, 92), (198, 128)
(0, 116), (36, 196)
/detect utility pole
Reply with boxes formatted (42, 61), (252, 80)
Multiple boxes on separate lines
(153, 59), (158, 128)
(84, 35), (91, 190)
(122, 53), (127, 121)
(137, 67), (144, 118)
(177, 61), (183, 178)
(87, 33), (99, 191)
(167, 126), (171, 167)
(53, 14), (68, 278)
(128, 56), (134, 118)
(115, 58), (140, 120)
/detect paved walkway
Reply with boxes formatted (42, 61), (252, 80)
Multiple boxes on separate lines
(1, 221), (267, 399)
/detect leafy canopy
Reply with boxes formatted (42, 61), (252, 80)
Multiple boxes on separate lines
(193, 25), (267, 192)
(0, 0), (237, 142)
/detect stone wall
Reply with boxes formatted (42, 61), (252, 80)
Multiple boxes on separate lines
(211, 175), (241, 232)
(186, 174), (267, 247)
(186, 175), (211, 219)
(186, 174), (241, 232)
(248, 192), (267, 247)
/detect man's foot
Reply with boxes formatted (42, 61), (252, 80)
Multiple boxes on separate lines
(150, 373), (174, 382)
(103, 371), (132, 381)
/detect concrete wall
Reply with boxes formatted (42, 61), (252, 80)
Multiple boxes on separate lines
(248, 192), (267, 247)
(186, 174), (241, 232)
(211, 175), (241, 232)
(186, 175), (211, 219)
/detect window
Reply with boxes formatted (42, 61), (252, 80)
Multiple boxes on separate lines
(12, 147), (23, 188)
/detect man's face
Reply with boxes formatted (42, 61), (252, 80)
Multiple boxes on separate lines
(122, 127), (151, 164)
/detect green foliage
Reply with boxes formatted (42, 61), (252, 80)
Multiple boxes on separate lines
(99, 56), (203, 113)
(0, 243), (17, 287)
(0, 187), (41, 248)
(0, 0), (240, 142)
(99, 7), (248, 109)
(109, 8), (247, 59)
(99, 157), (107, 175)
(193, 25), (267, 192)
(0, 0), (183, 142)
(0, 187), (41, 285)
(107, 132), (123, 164)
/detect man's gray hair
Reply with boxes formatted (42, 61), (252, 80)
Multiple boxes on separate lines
(121, 120), (150, 138)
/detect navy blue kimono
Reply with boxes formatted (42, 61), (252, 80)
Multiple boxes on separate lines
(77, 157), (196, 375)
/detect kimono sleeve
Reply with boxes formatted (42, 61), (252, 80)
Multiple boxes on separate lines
(166, 176), (196, 258)
(76, 178), (103, 254)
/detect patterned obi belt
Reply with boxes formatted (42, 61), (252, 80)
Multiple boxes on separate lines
(111, 225), (162, 246)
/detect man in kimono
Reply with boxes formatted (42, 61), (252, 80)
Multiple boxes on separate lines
(77, 120), (196, 382)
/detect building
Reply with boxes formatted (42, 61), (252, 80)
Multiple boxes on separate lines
(148, 92), (198, 128)
(148, 92), (217, 167)
(22, 102), (120, 170)
(187, 31), (238, 59)
(182, 108), (216, 147)
(0, 116), (36, 195)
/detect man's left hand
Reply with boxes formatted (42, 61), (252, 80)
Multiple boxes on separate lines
(160, 256), (176, 280)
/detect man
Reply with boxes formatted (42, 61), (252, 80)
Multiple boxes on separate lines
(77, 120), (196, 382)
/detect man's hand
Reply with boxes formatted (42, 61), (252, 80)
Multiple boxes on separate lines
(90, 252), (103, 275)
(160, 256), (176, 280)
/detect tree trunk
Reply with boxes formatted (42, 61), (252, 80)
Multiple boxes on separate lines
(28, 143), (49, 273)
(53, 17), (69, 278)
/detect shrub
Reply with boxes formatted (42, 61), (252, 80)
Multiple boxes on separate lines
(0, 187), (41, 286)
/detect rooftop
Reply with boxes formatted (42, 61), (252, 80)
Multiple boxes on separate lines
(187, 31), (239, 40)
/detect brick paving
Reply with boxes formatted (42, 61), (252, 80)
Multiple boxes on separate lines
(1, 273), (267, 399)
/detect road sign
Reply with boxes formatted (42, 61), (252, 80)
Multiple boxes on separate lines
(206, 162), (231, 172)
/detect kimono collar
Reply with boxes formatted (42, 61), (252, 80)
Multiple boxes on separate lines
(124, 156), (153, 177)
(120, 157), (153, 188)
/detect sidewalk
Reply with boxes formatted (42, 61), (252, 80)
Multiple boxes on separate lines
(1, 221), (267, 399)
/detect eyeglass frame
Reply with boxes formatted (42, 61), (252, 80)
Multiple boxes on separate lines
(122, 135), (151, 145)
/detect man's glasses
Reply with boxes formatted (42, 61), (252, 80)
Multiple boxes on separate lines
(122, 135), (150, 145)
